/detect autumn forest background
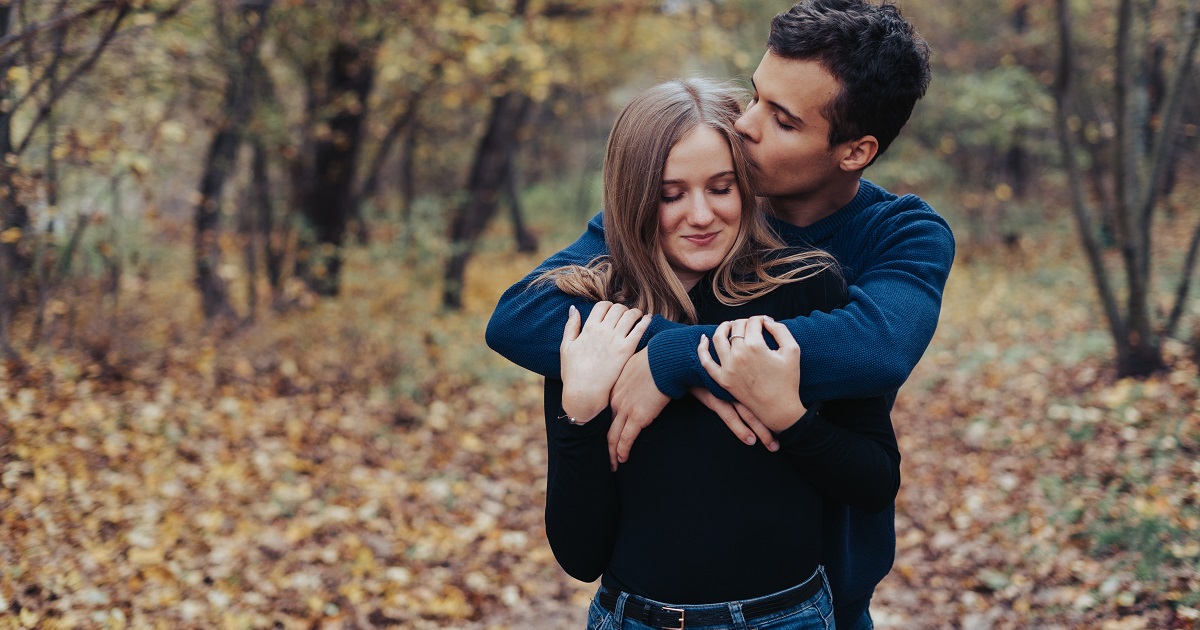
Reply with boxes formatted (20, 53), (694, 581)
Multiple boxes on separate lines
(0, 0), (1198, 628)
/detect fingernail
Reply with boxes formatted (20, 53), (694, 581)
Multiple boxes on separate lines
(569, 304), (577, 315)
(769, 441), (780, 452)
(745, 435), (755, 445)
(764, 316), (774, 322)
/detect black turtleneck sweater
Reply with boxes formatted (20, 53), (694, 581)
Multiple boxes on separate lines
(543, 268), (900, 604)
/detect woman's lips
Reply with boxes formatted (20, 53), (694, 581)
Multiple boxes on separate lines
(682, 232), (719, 246)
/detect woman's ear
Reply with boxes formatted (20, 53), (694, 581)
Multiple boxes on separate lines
(839, 135), (879, 172)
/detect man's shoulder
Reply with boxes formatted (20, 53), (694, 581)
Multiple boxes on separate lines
(857, 180), (946, 226)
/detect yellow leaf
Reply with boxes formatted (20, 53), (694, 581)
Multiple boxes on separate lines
(0, 227), (20, 243)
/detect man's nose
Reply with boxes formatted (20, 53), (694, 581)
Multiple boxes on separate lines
(734, 104), (758, 142)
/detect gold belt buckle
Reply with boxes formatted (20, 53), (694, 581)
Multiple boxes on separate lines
(662, 606), (685, 629)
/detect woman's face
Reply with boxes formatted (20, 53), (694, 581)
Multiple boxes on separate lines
(657, 124), (742, 290)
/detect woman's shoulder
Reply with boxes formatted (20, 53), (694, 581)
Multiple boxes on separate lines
(698, 258), (846, 323)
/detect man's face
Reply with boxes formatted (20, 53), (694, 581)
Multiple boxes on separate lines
(735, 52), (845, 202)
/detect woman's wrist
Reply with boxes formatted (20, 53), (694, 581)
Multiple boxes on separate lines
(762, 398), (808, 433)
(561, 388), (608, 425)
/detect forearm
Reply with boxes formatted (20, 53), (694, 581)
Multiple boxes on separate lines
(487, 212), (682, 378)
(486, 216), (607, 377)
(777, 396), (900, 512)
(790, 284), (941, 401)
(543, 379), (618, 581)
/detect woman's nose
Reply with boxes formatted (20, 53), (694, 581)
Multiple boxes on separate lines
(687, 193), (716, 225)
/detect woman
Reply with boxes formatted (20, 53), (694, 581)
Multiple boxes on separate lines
(539, 79), (900, 630)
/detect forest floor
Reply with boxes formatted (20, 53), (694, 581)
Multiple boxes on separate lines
(1, 213), (1199, 629)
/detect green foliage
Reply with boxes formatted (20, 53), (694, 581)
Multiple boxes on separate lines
(921, 64), (1056, 158)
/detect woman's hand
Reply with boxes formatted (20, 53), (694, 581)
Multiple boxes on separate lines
(560, 302), (651, 424)
(698, 316), (806, 433)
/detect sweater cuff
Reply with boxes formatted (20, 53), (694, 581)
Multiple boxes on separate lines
(646, 325), (723, 399)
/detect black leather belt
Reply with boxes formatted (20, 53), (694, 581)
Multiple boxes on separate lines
(597, 576), (823, 629)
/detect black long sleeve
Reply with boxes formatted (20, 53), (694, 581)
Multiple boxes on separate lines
(543, 378), (619, 582)
(776, 397), (900, 513)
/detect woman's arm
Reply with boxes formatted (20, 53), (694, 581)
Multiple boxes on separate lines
(542, 301), (647, 578)
(775, 397), (900, 513)
(543, 378), (619, 581)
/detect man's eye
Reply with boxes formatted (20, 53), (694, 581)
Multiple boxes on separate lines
(774, 116), (794, 131)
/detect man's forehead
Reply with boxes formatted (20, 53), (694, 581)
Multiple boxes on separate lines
(752, 53), (838, 115)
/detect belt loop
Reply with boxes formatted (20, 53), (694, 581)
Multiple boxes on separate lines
(728, 600), (748, 629)
(613, 591), (630, 628)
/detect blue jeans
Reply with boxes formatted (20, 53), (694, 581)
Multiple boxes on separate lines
(586, 567), (835, 630)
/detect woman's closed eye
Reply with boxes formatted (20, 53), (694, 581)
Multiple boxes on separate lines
(661, 192), (684, 203)
(710, 186), (733, 195)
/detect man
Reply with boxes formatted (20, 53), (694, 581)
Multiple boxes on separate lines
(486, 1), (954, 627)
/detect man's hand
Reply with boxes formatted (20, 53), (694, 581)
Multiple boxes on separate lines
(560, 302), (651, 424)
(690, 387), (779, 452)
(698, 316), (806, 433)
(607, 347), (669, 469)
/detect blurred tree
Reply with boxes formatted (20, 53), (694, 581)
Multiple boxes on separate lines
(1053, 0), (1200, 377)
(193, 0), (270, 323)
(0, 0), (186, 354)
(438, 0), (766, 308)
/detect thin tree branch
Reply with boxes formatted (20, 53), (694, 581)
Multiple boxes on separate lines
(1053, 0), (1128, 359)
(1165, 219), (1200, 339)
(0, 1), (117, 56)
(13, 4), (130, 155)
(1138, 0), (1199, 226)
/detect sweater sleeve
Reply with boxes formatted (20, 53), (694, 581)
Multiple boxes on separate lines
(786, 213), (954, 399)
(543, 378), (620, 582)
(486, 213), (685, 378)
(647, 211), (954, 402)
(775, 396), (900, 513)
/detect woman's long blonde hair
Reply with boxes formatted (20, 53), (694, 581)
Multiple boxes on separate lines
(540, 78), (838, 324)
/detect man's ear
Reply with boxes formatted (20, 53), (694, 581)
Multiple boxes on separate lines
(839, 135), (879, 172)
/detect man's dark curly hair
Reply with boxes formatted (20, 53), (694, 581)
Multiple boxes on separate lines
(768, 0), (931, 163)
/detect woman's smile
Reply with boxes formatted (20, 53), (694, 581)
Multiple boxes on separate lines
(682, 232), (721, 246)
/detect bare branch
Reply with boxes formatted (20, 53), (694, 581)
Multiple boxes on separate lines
(13, 4), (131, 156)
(1138, 0), (1199, 225)
(1052, 0), (1128, 358)
(0, 1), (118, 56)
(1165, 218), (1200, 339)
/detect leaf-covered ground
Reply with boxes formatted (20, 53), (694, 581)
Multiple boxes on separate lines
(1, 216), (1198, 629)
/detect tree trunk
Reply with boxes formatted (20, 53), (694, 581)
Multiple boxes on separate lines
(295, 41), (376, 297)
(0, 5), (22, 356)
(1052, 0), (1132, 372)
(443, 89), (533, 308)
(506, 168), (538, 253)
(193, 1), (269, 321)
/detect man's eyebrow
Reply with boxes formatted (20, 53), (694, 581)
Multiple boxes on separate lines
(750, 77), (802, 124)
